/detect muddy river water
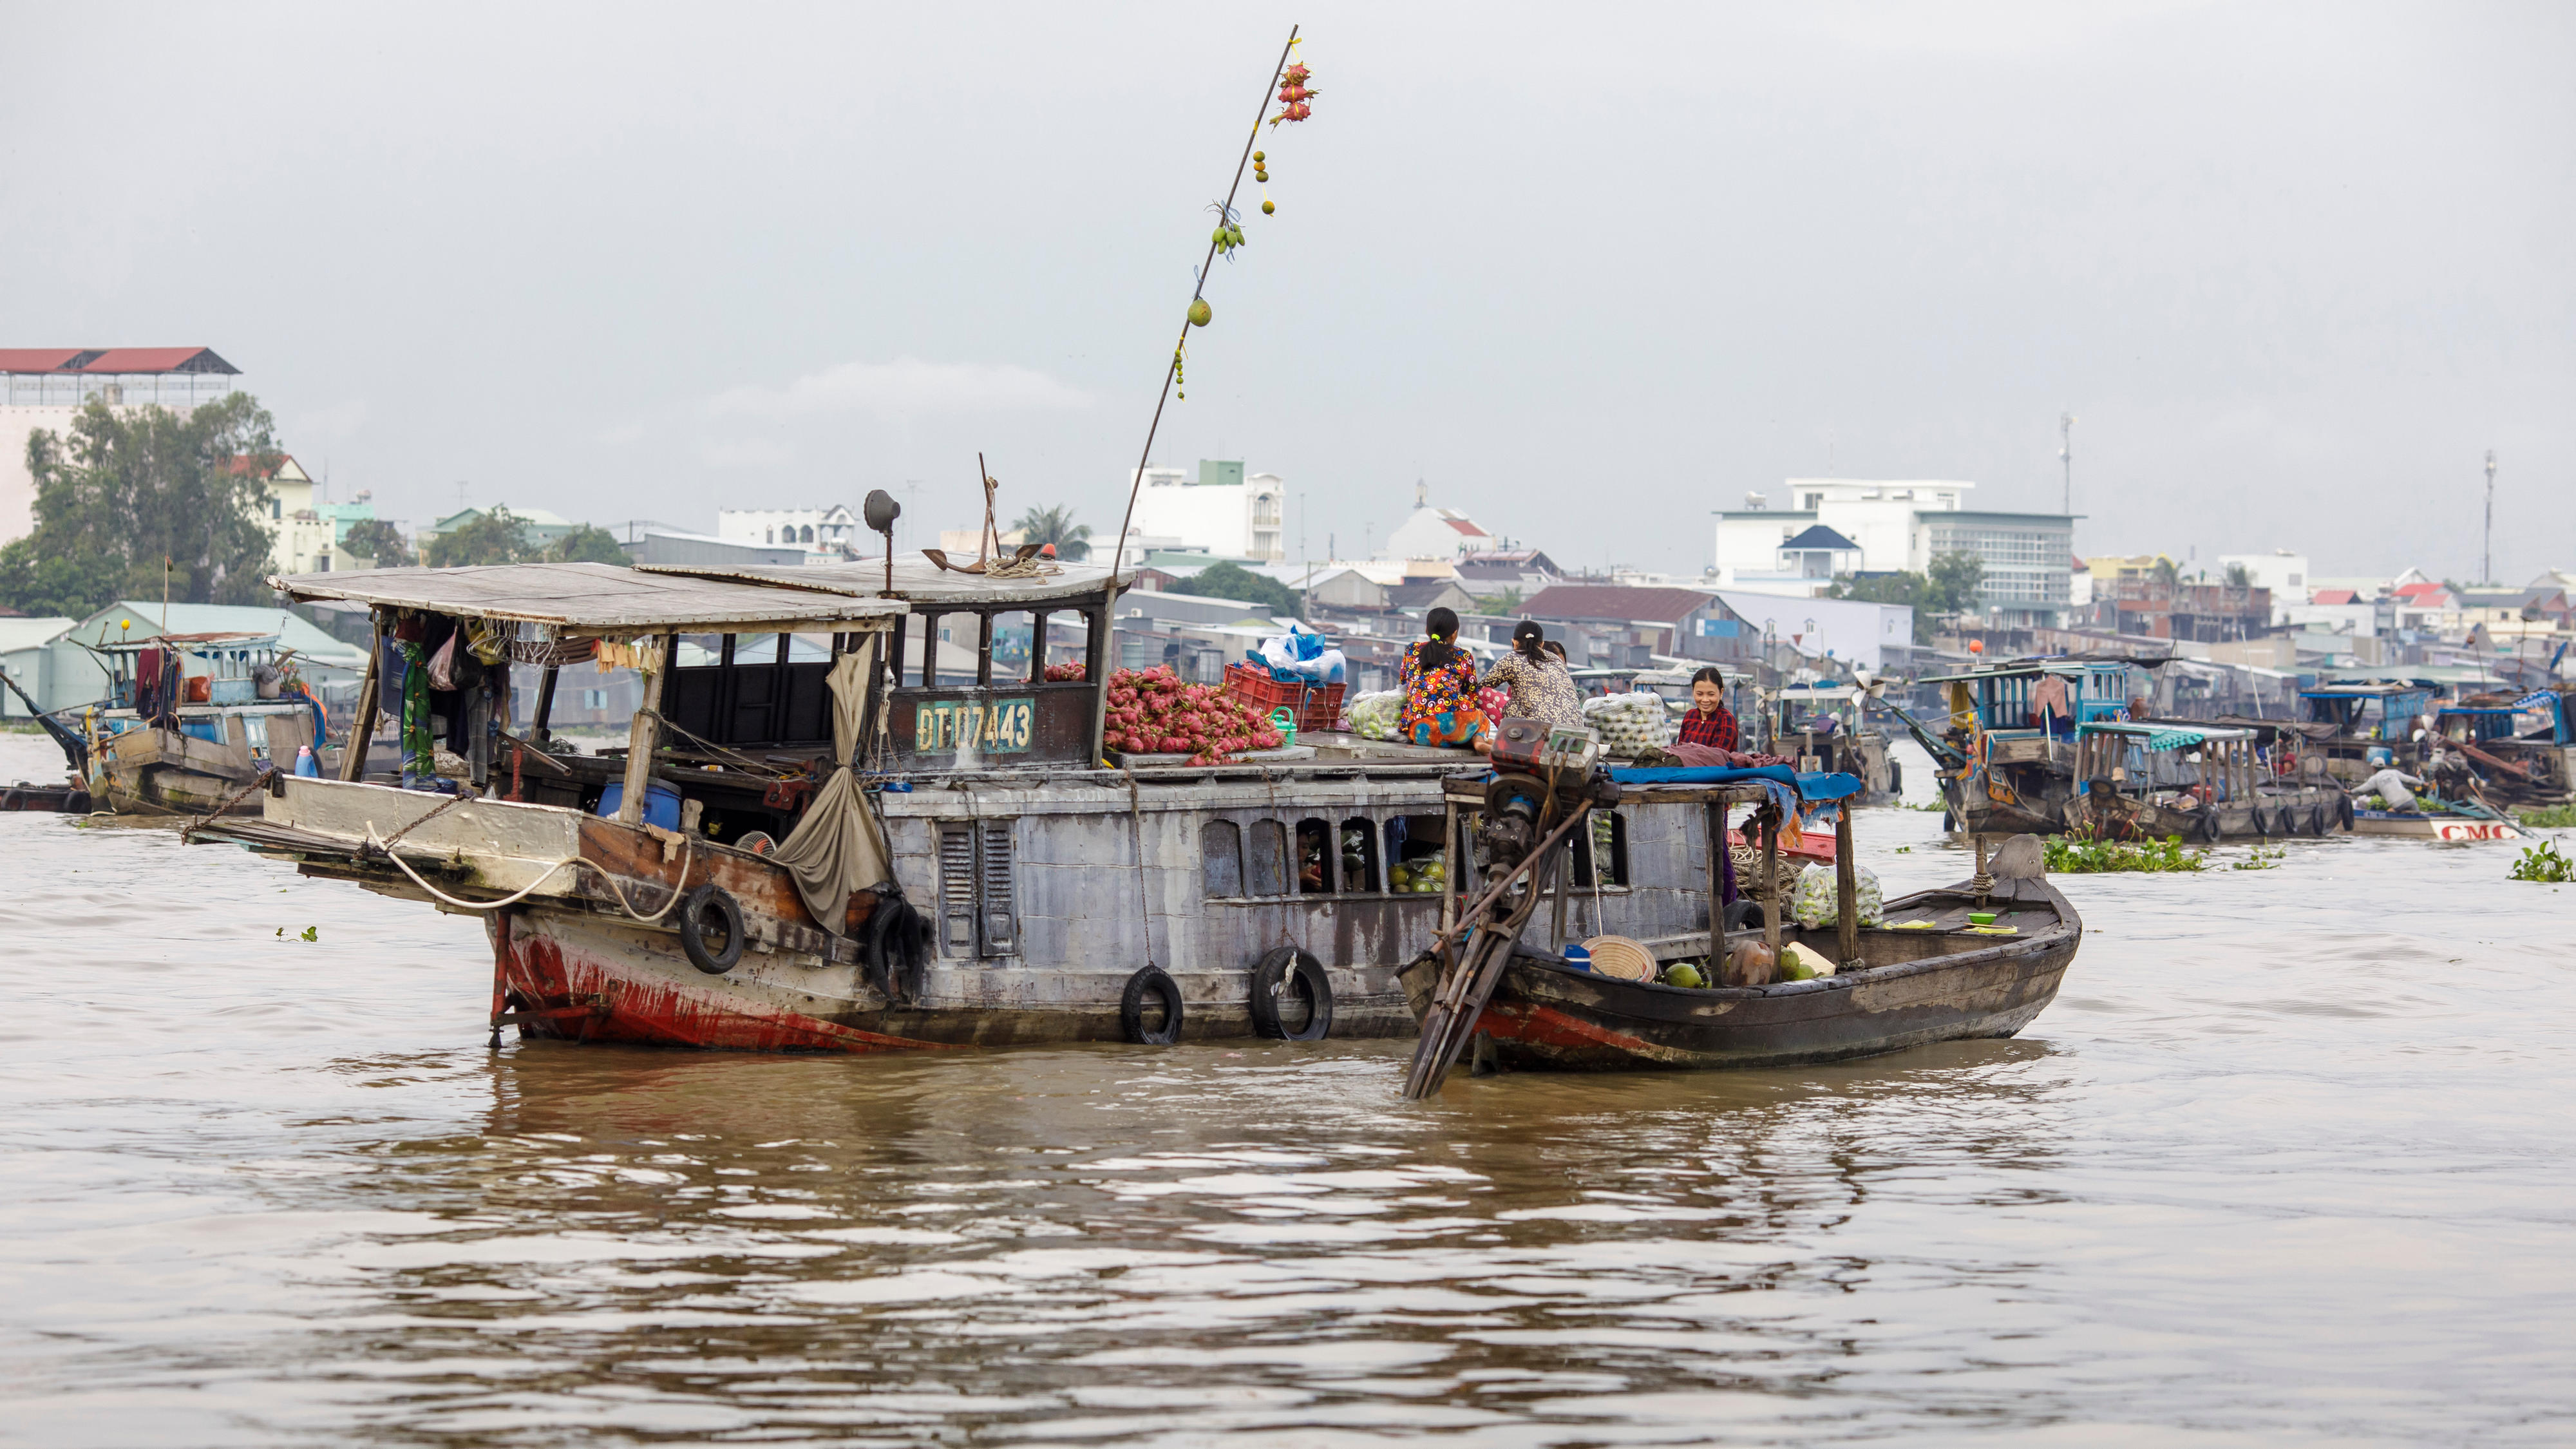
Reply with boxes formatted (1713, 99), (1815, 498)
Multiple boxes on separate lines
(2, 733), (2572, 1446)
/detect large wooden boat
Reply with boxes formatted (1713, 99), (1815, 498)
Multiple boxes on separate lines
(2431, 690), (2575, 808)
(1911, 659), (2137, 835)
(199, 560), (1781, 1050)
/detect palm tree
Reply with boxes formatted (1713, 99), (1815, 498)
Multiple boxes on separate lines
(1011, 504), (1092, 562)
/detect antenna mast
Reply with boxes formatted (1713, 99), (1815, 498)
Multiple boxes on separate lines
(2059, 412), (2075, 515)
(2483, 449), (2497, 585)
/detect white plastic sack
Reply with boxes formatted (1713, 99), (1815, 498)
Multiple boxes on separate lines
(1790, 864), (1884, 931)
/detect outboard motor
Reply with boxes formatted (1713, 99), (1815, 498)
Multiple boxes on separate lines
(1475, 716), (1621, 874)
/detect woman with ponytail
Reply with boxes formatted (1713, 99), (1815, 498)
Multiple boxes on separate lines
(1479, 619), (1582, 729)
(1397, 607), (1486, 748)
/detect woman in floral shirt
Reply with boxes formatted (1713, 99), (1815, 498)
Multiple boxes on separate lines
(1398, 607), (1486, 748)
(1480, 621), (1584, 730)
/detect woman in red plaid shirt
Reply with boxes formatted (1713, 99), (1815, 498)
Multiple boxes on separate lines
(1676, 666), (1738, 751)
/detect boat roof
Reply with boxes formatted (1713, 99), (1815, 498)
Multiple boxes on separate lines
(98, 630), (278, 651)
(640, 558), (1126, 608)
(1918, 659), (2130, 684)
(267, 564), (909, 636)
(2076, 719), (2255, 748)
(2300, 684), (2431, 698)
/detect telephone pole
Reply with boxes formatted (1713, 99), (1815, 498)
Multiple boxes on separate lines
(2482, 450), (2497, 585)
(2059, 413), (2075, 514)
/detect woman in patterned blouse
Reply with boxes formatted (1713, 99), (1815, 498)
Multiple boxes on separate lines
(1397, 607), (1486, 748)
(1480, 621), (1583, 730)
(1676, 666), (1739, 750)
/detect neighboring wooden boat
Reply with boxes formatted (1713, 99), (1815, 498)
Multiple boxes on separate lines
(2348, 810), (2525, 844)
(83, 632), (336, 818)
(1399, 873), (2078, 1073)
(2063, 719), (2351, 841)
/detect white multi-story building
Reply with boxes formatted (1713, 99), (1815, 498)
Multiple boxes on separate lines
(2216, 550), (2309, 623)
(1125, 460), (1284, 561)
(1, 347), (244, 547)
(1713, 478), (2074, 627)
(717, 506), (862, 558)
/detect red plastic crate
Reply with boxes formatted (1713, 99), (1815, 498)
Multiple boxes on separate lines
(1223, 663), (1346, 734)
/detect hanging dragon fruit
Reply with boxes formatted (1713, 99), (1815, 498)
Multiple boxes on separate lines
(1270, 61), (1318, 127)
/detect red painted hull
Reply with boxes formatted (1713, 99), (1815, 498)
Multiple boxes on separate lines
(489, 912), (951, 1054)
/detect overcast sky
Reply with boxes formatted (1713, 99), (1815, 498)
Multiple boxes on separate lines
(8, 2), (2570, 582)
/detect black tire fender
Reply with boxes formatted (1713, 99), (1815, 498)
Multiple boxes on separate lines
(2309, 803), (2329, 837)
(2249, 804), (2272, 837)
(677, 883), (746, 975)
(1249, 945), (1334, 1042)
(2200, 811), (2222, 844)
(1120, 965), (1184, 1045)
(1721, 896), (1766, 934)
(1888, 759), (1903, 798)
(2338, 793), (2355, 831)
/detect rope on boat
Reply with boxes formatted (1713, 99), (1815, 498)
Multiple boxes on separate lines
(1124, 770), (1160, 973)
(361, 824), (696, 923)
(178, 769), (277, 843)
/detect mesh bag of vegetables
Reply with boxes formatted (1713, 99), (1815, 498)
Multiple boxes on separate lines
(1345, 689), (1405, 741)
(1790, 864), (1885, 930)
(1581, 692), (1674, 757)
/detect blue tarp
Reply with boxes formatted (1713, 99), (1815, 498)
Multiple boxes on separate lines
(1605, 764), (1864, 801)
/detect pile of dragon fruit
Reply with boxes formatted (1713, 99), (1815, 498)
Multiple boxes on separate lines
(1041, 661), (1087, 682)
(1100, 667), (1283, 764)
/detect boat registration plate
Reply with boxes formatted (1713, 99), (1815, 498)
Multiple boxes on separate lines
(913, 696), (1035, 753)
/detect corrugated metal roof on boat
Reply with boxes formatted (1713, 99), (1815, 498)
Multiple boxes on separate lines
(639, 558), (1126, 607)
(265, 563), (909, 634)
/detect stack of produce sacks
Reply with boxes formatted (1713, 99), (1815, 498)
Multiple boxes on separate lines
(1099, 668), (1285, 765)
(1790, 864), (1884, 930)
(1345, 689), (1405, 741)
(1581, 692), (1673, 757)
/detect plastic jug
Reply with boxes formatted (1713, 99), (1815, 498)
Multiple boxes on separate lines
(294, 744), (321, 778)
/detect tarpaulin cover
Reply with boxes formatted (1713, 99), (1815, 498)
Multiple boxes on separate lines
(1605, 764), (1864, 801)
(770, 639), (893, 933)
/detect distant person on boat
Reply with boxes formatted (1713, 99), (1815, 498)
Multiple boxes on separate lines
(1481, 621), (1582, 729)
(2354, 764), (2430, 814)
(1676, 666), (1739, 751)
(1396, 607), (1486, 749)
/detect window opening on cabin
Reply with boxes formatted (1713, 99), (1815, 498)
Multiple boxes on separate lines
(1296, 819), (1332, 894)
(1202, 820), (1244, 898)
(937, 819), (1018, 959)
(1575, 811), (1629, 886)
(1338, 817), (1379, 894)
(1247, 820), (1289, 896)
(989, 611), (1034, 684)
(1384, 815), (1448, 895)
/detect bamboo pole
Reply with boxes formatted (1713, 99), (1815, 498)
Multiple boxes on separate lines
(1705, 800), (1724, 961)
(1835, 804), (1860, 969)
(1762, 811), (1782, 959)
(616, 636), (666, 826)
(339, 616), (382, 781)
(1094, 26), (1302, 761)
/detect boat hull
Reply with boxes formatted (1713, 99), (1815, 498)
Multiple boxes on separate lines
(2349, 811), (2524, 843)
(1399, 880), (2078, 1072)
(491, 902), (1419, 1051)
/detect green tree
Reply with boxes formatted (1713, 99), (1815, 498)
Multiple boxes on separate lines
(1010, 504), (1092, 561)
(422, 506), (535, 567)
(548, 524), (630, 565)
(1182, 560), (1302, 620)
(1826, 551), (1985, 643)
(1924, 550), (1987, 616)
(0, 393), (281, 618)
(1477, 586), (1526, 614)
(343, 518), (414, 568)
(2150, 556), (2181, 589)
(2221, 562), (2253, 588)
